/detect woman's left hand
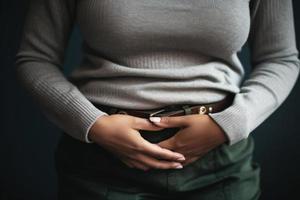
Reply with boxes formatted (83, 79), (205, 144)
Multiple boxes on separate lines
(149, 114), (228, 167)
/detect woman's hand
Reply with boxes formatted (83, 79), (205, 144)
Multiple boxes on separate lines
(149, 114), (228, 166)
(88, 114), (186, 171)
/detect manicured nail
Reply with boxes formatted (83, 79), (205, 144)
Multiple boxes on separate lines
(175, 164), (183, 169)
(149, 117), (161, 123)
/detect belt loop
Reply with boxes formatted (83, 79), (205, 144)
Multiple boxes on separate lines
(182, 105), (192, 115)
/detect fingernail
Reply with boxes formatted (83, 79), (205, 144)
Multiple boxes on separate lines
(175, 164), (183, 169)
(149, 117), (161, 123)
(177, 157), (185, 161)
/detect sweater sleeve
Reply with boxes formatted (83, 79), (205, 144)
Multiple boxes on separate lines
(15, 0), (109, 143)
(207, 0), (300, 145)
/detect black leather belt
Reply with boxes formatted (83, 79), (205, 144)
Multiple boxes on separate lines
(93, 93), (235, 119)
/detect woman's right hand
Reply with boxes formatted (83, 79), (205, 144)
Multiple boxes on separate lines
(88, 114), (185, 171)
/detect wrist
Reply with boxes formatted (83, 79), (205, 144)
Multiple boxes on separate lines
(207, 115), (228, 145)
(88, 114), (110, 142)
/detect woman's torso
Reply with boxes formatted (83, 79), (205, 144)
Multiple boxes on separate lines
(69, 0), (251, 109)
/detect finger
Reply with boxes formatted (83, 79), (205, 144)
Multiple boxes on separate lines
(135, 153), (183, 170)
(156, 137), (176, 151)
(131, 116), (166, 131)
(141, 139), (185, 161)
(128, 159), (151, 171)
(149, 116), (189, 128)
(155, 127), (185, 150)
(122, 158), (150, 171)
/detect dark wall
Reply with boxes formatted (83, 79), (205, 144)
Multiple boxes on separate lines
(1, 1), (299, 200)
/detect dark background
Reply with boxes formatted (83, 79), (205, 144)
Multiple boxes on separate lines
(1, 1), (299, 200)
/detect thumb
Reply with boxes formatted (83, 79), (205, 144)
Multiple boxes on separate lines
(149, 116), (188, 128)
(156, 136), (176, 150)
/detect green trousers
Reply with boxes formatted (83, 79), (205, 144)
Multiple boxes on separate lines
(55, 127), (261, 200)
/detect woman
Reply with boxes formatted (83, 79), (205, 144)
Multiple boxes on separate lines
(15, 0), (299, 199)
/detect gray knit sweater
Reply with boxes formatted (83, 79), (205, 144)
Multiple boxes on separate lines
(15, 0), (300, 145)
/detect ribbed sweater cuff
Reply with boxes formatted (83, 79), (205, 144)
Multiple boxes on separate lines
(78, 108), (109, 143)
(84, 111), (109, 143)
(46, 91), (110, 143)
(15, 63), (110, 144)
(207, 103), (248, 145)
(38, 87), (110, 143)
